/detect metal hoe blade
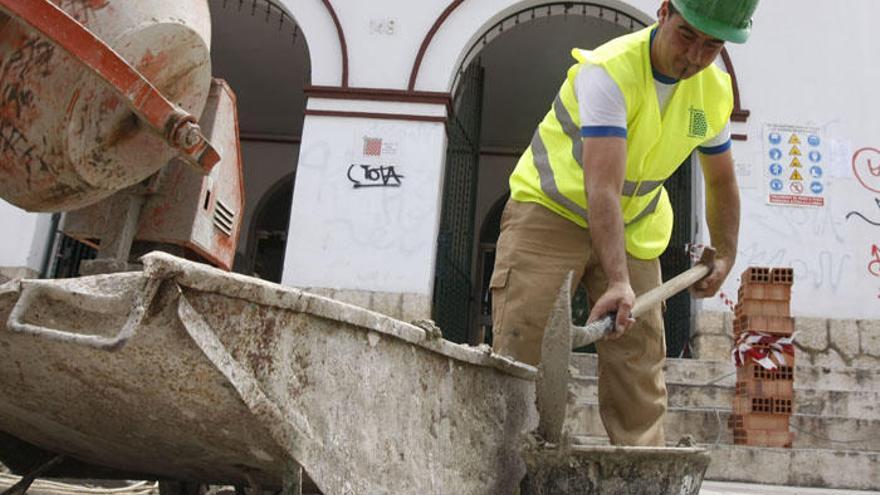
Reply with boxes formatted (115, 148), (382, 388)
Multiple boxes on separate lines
(535, 271), (575, 444)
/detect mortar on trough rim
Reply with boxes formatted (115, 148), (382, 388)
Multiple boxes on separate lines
(521, 441), (710, 495)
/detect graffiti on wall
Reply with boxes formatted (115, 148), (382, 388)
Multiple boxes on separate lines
(846, 198), (880, 227)
(347, 136), (405, 188)
(738, 242), (850, 294)
(851, 147), (880, 193)
(869, 244), (880, 277)
(347, 164), (404, 188)
(845, 147), (880, 296)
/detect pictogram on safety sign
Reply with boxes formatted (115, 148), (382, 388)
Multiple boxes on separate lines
(765, 124), (826, 208)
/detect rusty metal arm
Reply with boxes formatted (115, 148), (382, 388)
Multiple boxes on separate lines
(6, 277), (162, 351)
(0, 0), (220, 173)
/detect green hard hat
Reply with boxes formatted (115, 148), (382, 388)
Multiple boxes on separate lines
(669, 0), (759, 44)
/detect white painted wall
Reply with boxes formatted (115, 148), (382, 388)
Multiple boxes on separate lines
(694, 0), (880, 319)
(0, 201), (53, 275)
(282, 110), (447, 294)
(277, 0), (344, 86)
(329, 0), (451, 89)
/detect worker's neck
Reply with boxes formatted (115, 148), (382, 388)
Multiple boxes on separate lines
(649, 28), (678, 84)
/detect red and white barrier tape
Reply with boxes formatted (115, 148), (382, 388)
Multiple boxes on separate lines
(731, 331), (796, 370)
(685, 243), (736, 311)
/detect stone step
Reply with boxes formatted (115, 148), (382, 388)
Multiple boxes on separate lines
(570, 353), (880, 392)
(567, 402), (880, 451)
(570, 436), (880, 492)
(570, 376), (880, 420)
(705, 446), (880, 493)
(700, 481), (877, 495)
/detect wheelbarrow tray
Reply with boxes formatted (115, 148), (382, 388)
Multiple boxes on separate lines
(0, 252), (537, 494)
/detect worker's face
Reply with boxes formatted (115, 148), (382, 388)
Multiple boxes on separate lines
(653, 1), (725, 80)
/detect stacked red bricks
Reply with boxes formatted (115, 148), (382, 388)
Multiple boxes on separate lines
(729, 267), (795, 448)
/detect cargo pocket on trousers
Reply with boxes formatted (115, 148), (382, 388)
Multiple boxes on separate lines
(488, 267), (510, 331)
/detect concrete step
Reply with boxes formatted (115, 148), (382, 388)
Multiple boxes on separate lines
(570, 436), (880, 491)
(571, 376), (880, 420)
(700, 480), (879, 495)
(705, 446), (880, 492)
(570, 353), (880, 392)
(567, 402), (880, 451)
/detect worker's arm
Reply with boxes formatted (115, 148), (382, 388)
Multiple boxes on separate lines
(583, 136), (635, 338)
(693, 148), (740, 297)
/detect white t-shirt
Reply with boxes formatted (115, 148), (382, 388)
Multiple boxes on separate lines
(574, 64), (731, 154)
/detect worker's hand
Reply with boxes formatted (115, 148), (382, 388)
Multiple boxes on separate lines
(691, 255), (734, 298)
(588, 281), (636, 340)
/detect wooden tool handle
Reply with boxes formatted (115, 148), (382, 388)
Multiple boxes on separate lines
(570, 247), (715, 349)
(570, 263), (708, 349)
(631, 263), (711, 318)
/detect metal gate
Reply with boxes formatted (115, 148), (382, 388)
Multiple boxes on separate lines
(433, 63), (484, 344)
(660, 157), (693, 357)
(51, 234), (96, 278)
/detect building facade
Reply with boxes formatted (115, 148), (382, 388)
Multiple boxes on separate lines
(2, 0), (879, 366)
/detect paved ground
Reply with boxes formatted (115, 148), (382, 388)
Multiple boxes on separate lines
(701, 481), (880, 494)
(3, 472), (878, 494)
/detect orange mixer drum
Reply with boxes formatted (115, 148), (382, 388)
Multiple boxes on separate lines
(0, 0), (212, 212)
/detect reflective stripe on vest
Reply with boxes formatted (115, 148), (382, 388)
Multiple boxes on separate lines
(533, 91), (663, 225)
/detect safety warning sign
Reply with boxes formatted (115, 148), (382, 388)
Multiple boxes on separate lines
(765, 124), (825, 207)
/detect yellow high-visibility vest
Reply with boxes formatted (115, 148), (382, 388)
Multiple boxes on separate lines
(509, 25), (733, 259)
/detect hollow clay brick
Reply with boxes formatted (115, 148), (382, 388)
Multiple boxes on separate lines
(741, 267), (772, 284)
(735, 299), (791, 318)
(733, 315), (795, 336)
(740, 267), (794, 286)
(732, 428), (794, 448)
(737, 362), (795, 382)
(728, 412), (791, 433)
(735, 377), (794, 399)
(738, 283), (792, 302)
(732, 397), (794, 417)
(771, 267), (794, 285)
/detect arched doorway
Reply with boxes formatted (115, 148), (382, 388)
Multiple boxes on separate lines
(433, 3), (650, 344)
(247, 174), (295, 282)
(209, 0), (310, 278)
(434, 3), (698, 356)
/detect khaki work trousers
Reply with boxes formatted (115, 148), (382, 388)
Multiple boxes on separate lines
(490, 199), (667, 446)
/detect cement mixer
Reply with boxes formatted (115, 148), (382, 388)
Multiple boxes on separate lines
(0, 0), (218, 212)
(0, 0), (243, 271)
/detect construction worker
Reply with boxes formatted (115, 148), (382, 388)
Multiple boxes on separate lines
(490, 0), (759, 446)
